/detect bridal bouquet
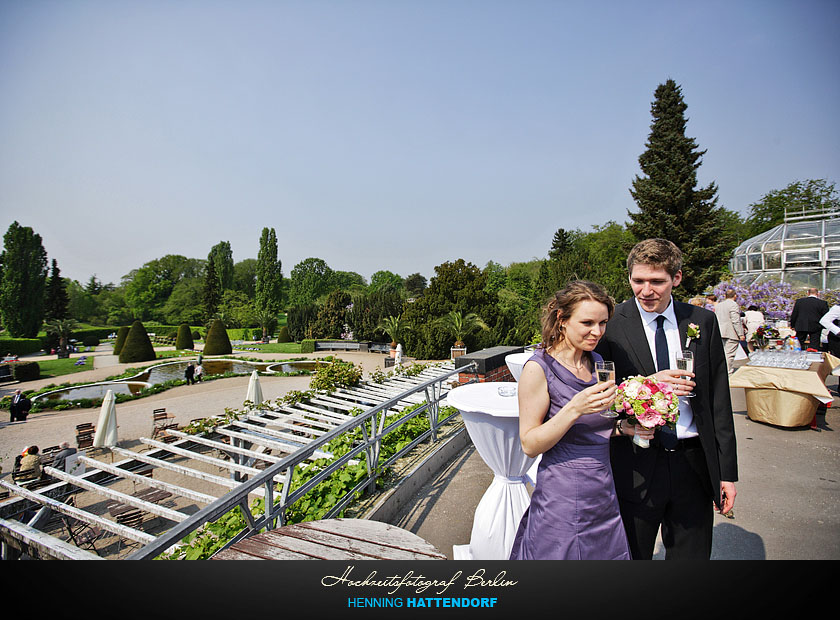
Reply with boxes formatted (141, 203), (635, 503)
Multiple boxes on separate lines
(612, 375), (679, 448)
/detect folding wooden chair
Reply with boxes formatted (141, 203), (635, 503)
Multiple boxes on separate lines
(151, 408), (177, 439)
(75, 423), (96, 449)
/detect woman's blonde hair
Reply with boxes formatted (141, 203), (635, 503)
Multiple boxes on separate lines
(540, 280), (614, 350)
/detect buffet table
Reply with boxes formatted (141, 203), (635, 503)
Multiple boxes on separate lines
(729, 352), (839, 427)
(447, 381), (537, 560)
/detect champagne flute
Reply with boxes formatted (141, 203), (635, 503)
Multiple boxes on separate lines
(596, 360), (618, 417)
(676, 350), (695, 398)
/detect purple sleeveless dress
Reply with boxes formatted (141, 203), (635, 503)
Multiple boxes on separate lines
(509, 348), (631, 560)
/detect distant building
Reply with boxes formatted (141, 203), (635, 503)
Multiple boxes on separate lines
(730, 208), (840, 290)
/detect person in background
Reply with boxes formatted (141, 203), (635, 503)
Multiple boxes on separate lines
(51, 442), (77, 471)
(689, 297), (705, 307)
(819, 303), (840, 358)
(184, 362), (195, 385)
(194, 363), (204, 383)
(17, 445), (43, 481)
(743, 305), (765, 351)
(715, 289), (745, 374)
(790, 288), (829, 351)
(705, 294), (718, 312)
(9, 389), (31, 422)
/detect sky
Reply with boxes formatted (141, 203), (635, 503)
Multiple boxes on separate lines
(1, 0), (839, 287)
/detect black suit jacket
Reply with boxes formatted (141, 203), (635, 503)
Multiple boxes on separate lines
(595, 299), (738, 506)
(790, 296), (829, 333)
(10, 395), (31, 416)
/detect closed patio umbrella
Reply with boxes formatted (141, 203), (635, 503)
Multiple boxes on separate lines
(93, 389), (119, 448)
(246, 370), (264, 406)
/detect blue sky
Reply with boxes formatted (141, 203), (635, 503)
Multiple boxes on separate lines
(1, 0), (838, 287)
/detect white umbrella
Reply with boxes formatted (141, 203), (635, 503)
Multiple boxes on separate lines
(246, 370), (264, 406)
(93, 389), (119, 448)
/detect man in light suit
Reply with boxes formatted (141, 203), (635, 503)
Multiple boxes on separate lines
(596, 239), (738, 560)
(790, 288), (829, 350)
(714, 288), (745, 374)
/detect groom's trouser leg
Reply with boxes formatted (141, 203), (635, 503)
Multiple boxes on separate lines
(618, 446), (713, 560)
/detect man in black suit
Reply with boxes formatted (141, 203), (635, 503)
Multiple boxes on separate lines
(790, 288), (829, 350)
(596, 239), (738, 559)
(9, 389), (31, 422)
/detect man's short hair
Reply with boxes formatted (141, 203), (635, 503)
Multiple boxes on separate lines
(725, 289), (736, 299)
(626, 238), (683, 277)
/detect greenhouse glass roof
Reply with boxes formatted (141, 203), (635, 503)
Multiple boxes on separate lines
(730, 212), (840, 290)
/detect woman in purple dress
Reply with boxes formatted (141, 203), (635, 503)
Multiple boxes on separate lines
(509, 281), (652, 560)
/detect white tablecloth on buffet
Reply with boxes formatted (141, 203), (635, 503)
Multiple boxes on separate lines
(448, 382), (537, 560)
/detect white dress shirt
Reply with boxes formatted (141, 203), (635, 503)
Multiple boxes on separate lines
(819, 304), (840, 336)
(634, 297), (699, 439)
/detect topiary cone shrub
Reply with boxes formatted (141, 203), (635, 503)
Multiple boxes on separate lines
(118, 320), (157, 363)
(203, 319), (232, 355)
(277, 325), (291, 343)
(112, 326), (130, 355)
(175, 323), (194, 350)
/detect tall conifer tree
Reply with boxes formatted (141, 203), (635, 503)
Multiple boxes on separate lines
(202, 257), (221, 322)
(44, 258), (70, 321)
(0, 221), (48, 337)
(255, 227), (282, 315)
(628, 79), (730, 295)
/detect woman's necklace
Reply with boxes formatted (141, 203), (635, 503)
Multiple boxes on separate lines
(551, 351), (589, 372)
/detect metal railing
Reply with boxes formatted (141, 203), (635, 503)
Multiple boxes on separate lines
(125, 361), (478, 559)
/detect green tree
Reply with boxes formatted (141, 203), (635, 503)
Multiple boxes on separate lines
(548, 227), (575, 261)
(369, 270), (404, 294)
(162, 278), (204, 325)
(434, 310), (490, 347)
(255, 228), (283, 314)
(123, 255), (204, 321)
(313, 289), (351, 339)
(744, 179), (840, 238)
(404, 273), (427, 298)
(377, 314), (410, 347)
(289, 257), (333, 307)
(233, 258), (258, 299)
(0, 221), (48, 337)
(208, 241), (234, 290)
(628, 79), (731, 295)
(44, 259), (70, 322)
(345, 288), (405, 341)
(202, 256), (221, 322)
(45, 318), (78, 358)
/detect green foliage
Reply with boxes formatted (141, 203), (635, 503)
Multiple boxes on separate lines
(203, 318), (232, 356)
(403, 272), (427, 298)
(161, 277), (205, 325)
(208, 240), (234, 290)
(434, 310), (489, 346)
(175, 323), (194, 350)
(345, 288), (405, 341)
(11, 361), (40, 382)
(369, 270), (404, 294)
(744, 179), (840, 238)
(112, 326), (130, 355)
(233, 258), (258, 298)
(202, 255), (221, 323)
(276, 325), (291, 343)
(289, 257), (333, 307)
(309, 358), (363, 391)
(0, 337), (43, 356)
(0, 221), (48, 337)
(376, 314), (409, 346)
(628, 79), (731, 295)
(402, 259), (496, 359)
(300, 339), (315, 354)
(255, 227), (283, 315)
(118, 320), (157, 363)
(44, 259), (70, 321)
(312, 289), (351, 339)
(287, 304), (319, 342)
(123, 255), (204, 322)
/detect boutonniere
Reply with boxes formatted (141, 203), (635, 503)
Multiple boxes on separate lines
(685, 323), (700, 348)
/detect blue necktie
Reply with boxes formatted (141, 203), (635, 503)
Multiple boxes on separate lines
(655, 315), (678, 449)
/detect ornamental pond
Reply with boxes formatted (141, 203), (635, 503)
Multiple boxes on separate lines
(32, 358), (328, 404)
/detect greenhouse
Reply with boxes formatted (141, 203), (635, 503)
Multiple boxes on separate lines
(730, 210), (840, 290)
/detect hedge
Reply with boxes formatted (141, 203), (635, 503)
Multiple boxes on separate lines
(11, 361), (40, 382)
(0, 338), (44, 356)
(119, 321), (156, 363)
(204, 319), (232, 355)
(112, 326), (130, 355)
(300, 339), (316, 354)
(176, 324), (194, 350)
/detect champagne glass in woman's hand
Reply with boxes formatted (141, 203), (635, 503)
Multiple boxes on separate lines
(596, 360), (619, 417)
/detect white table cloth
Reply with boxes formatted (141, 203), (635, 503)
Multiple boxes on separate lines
(505, 351), (532, 381)
(448, 381), (538, 560)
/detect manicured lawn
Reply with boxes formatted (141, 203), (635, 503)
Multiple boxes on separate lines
(236, 342), (301, 354)
(37, 356), (95, 378)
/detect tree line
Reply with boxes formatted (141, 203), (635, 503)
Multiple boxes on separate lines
(2, 79), (837, 359)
